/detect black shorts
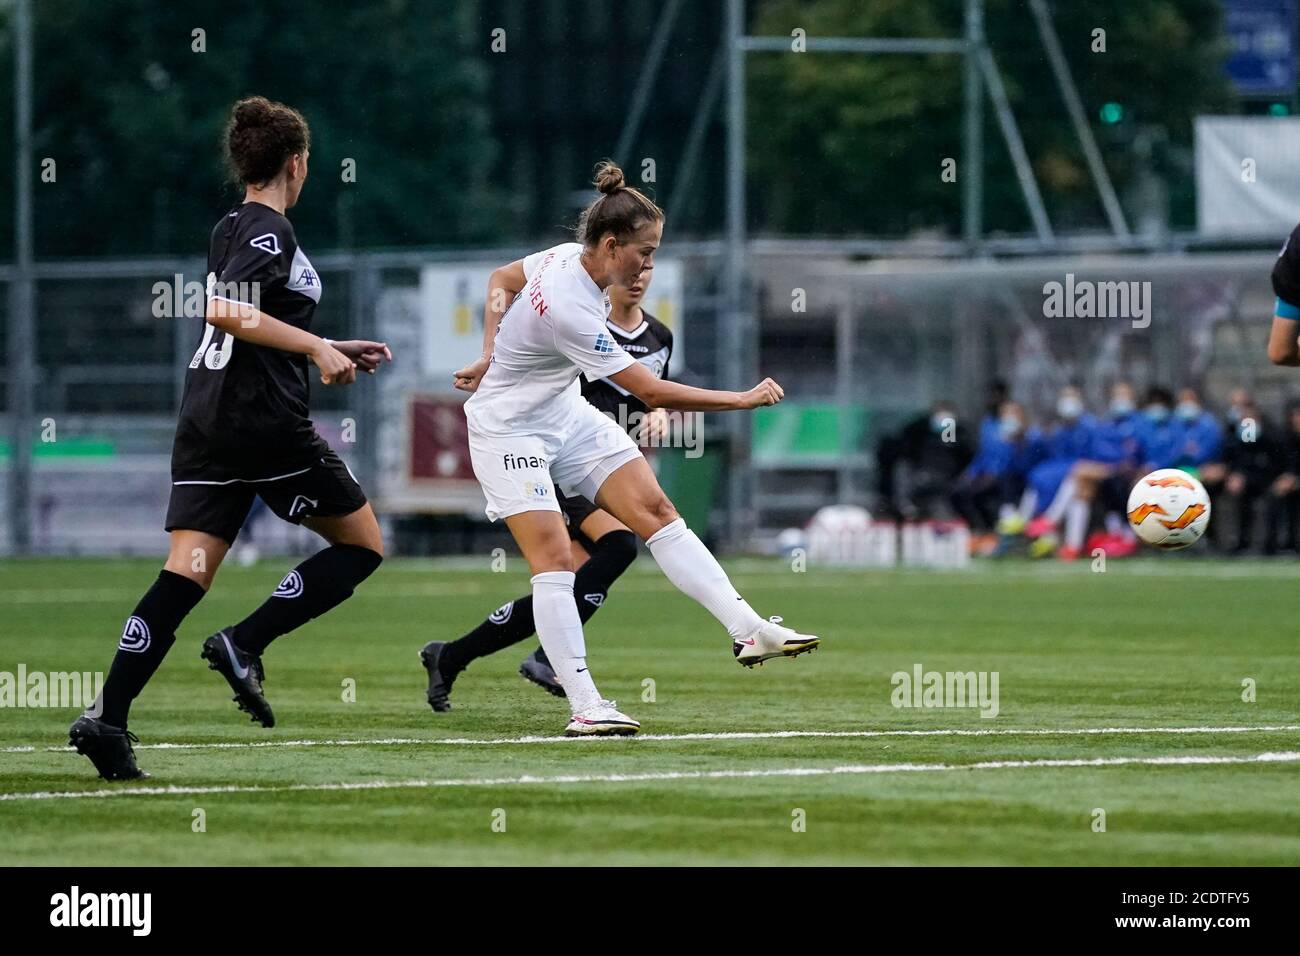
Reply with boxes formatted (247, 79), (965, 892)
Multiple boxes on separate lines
(558, 489), (600, 537)
(165, 450), (367, 544)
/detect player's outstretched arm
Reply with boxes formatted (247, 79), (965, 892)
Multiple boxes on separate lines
(330, 340), (393, 373)
(1267, 314), (1300, 366)
(206, 297), (358, 385)
(454, 259), (527, 392)
(608, 361), (783, 412)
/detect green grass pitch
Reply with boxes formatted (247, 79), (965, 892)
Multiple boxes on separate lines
(1, 555), (1298, 865)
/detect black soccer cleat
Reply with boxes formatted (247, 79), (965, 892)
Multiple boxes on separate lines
(519, 646), (566, 698)
(200, 629), (275, 728)
(68, 715), (149, 781)
(419, 640), (457, 713)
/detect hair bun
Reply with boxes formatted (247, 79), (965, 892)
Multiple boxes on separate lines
(233, 95), (273, 129)
(594, 161), (625, 195)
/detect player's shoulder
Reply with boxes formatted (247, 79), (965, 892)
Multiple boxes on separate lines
(1275, 222), (1300, 266)
(1286, 220), (1300, 247)
(640, 310), (674, 344)
(527, 242), (583, 276)
(218, 202), (296, 255)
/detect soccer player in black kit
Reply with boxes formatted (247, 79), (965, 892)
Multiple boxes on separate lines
(419, 270), (674, 710)
(68, 97), (391, 780)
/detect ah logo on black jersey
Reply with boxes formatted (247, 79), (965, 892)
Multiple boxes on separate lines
(289, 495), (318, 517)
(250, 233), (281, 255)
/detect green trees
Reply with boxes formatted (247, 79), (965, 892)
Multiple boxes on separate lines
(0, 0), (502, 257)
(747, 0), (1234, 236)
(0, 0), (1239, 253)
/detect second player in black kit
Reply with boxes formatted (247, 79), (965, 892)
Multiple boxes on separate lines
(420, 277), (674, 710)
(69, 97), (392, 781)
(167, 199), (366, 537)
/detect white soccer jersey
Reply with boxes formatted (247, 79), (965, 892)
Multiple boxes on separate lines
(464, 242), (635, 438)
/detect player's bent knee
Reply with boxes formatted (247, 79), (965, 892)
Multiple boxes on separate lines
(528, 555), (573, 576)
(594, 528), (639, 571)
(648, 495), (679, 528)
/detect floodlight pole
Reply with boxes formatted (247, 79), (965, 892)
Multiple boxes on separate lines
(722, 0), (990, 545)
(963, 0), (984, 251)
(724, 0), (750, 547)
(9, 0), (35, 554)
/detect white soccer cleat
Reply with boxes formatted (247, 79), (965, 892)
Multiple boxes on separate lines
(733, 616), (821, 667)
(564, 700), (641, 737)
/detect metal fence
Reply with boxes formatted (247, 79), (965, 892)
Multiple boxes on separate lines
(0, 246), (1289, 555)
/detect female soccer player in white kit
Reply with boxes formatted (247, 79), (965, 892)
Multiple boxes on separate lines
(453, 163), (820, 736)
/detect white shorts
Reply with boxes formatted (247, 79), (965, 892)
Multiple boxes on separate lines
(467, 402), (643, 522)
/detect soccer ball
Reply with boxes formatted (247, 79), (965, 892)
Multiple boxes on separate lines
(1126, 468), (1211, 550)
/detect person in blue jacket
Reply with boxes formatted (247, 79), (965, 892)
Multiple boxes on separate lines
(1027, 382), (1140, 558)
(1174, 387), (1224, 470)
(1023, 386), (1099, 534)
(954, 400), (1046, 540)
(1135, 386), (1185, 471)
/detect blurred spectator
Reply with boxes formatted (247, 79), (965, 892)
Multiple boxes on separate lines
(953, 400), (1044, 542)
(876, 400), (973, 520)
(1017, 385), (1099, 558)
(1200, 389), (1251, 550)
(1027, 381), (1143, 559)
(1175, 387), (1224, 469)
(1264, 403), (1300, 554)
(1136, 386), (1184, 471)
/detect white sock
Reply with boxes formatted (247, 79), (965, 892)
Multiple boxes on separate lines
(1065, 499), (1090, 550)
(1043, 478), (1076, 525)
(1104, 512), (1124, 535)
(645, 518), (764, 639)
(531, 571), (600, 713)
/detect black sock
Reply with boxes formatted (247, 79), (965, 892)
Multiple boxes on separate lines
(97, 570), (206, 728)
(232, 544), (382, 655)
(441, 530), (637, 674)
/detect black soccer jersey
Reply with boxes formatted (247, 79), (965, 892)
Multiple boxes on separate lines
(1273, 222), (1300, 308)
(171, 201), (329, 482)
(580, 310), (674, 428)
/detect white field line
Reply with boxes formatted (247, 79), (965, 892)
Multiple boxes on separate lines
(4, 751), (1299, 803)
(4, 723), (1298, 755)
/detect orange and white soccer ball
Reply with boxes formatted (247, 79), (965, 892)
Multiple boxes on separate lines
(1126, 468), (1211, 550)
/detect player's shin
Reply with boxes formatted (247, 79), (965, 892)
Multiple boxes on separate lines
(96, 570), (207, 728)
(231, 544), (382, 654)
(644, 518), (764, 639)
(530, 570), (600, 712)
(529, 529), (637, 667)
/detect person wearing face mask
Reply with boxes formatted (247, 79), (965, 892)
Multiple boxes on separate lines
(953, 400), (1043, 548)
(875, 401), (973, 522)
(1135, 386), (1184, 473)
(1212, 398), (1286, 553)
(1027, 382), (1144, 559)
(1201, 388), (1250, 551)
(1174, 387), (1225, 471)
(1019, 386), (1100, 559)
(1200, 388), (1251, 490)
